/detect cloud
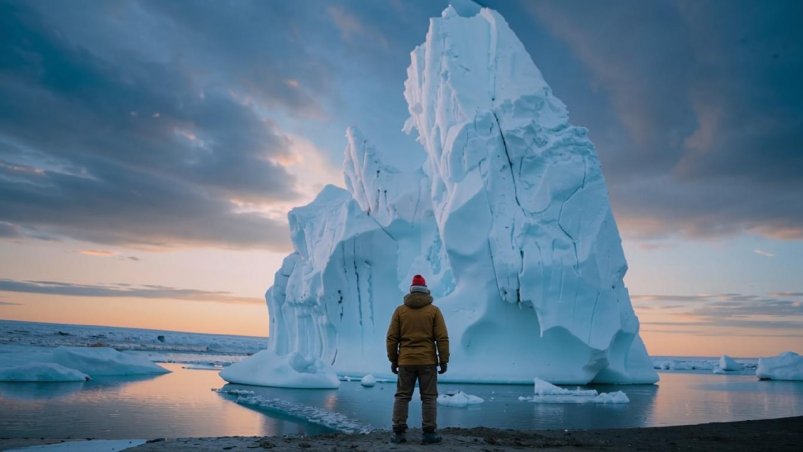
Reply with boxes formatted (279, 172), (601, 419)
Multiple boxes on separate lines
(633, 292), (803, 331)
(518, 0), (803, 241)
(0, 1), (311, 250)
(0, 300), (21, 306)
(79, 249), (140, 261)
(0, 221), (21, 238)
(0, 278), (262, 304)
(753, 249), (775, 257)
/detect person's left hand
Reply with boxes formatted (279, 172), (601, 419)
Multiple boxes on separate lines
(438, 363), (447, 374)
(391, 362), (399, 374)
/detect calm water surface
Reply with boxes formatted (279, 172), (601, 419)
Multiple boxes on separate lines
(1, 364), (802, 438)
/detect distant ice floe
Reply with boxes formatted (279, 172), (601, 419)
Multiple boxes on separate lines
(0, 345), (168, 382)
(713, 355), (747, 374)
(0, 363), (89, 382)
(518, 377), (629, 404)
(0, 319), (266, 355)
(757, 352), (803, 381)
(218, 389), (372, 434)
(53, 346), (169, 376)
(438, 390), (484, 407)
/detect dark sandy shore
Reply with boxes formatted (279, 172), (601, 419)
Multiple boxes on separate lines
(2, 416), (801, 451)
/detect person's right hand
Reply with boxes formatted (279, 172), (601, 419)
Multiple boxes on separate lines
(438, 363), (447, 374)
(391, 362), (399, 374)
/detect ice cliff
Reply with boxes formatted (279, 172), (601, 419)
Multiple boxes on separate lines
(222, 4), (658, 386)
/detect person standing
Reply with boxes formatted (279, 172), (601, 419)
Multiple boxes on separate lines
(386, 274), (449, 444)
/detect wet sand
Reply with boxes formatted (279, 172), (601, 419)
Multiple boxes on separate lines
(2, 416), (801, 451)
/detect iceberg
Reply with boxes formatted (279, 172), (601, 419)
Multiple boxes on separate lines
(756, 352), (803, 381)
(224, 3), (658, 387)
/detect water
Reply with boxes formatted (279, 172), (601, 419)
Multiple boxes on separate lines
(0, 363), (329, 439)
(1, 364), (801, 438)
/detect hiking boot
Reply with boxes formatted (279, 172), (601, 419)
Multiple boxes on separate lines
(390, 432), (407, 444)
(422, 431), (442, 444)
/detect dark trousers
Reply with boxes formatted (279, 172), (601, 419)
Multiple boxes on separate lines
(392, 365), (438, 433)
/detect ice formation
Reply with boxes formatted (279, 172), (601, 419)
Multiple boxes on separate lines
(438, 390), (484, 407)
(0, 363), (89, 382)
(224, 3), (658, 387)
(52, 346), (169, 377)
(360, 374), (377, 387)
(756, 352), (803, 381)
(219, 350), (339, 389)
(518, 377), (629, 404)
(715, 355), (744, 373)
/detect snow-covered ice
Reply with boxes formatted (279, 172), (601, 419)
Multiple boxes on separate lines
(518, 377), (629, 404)
(756, 352), (803, 381)
(234, 2), (657, 387)
(219, 350), (339, 389)
(52, 346), (169, 377)
(0, 342), (168, 381)
(0, 363), (89, 382)
(438, 390), (484, 407)
(360, 374), (376, 387)
(0, 320), (266, 356)
(713, 355), (745, 374)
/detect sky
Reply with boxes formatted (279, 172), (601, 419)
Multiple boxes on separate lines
(1, 0), (801, 357)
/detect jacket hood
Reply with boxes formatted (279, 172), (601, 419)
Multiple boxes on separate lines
(404, 292), (433, 309)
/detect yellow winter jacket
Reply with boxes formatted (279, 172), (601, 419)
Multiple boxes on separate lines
(386, 291), (449, 366)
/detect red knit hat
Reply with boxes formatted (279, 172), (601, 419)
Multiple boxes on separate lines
(411, 274), (427, 287)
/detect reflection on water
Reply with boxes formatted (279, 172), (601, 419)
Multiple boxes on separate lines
(649, 373), (803, 426)
(0, 364), (329, 439)
(2, 365), (802, 439)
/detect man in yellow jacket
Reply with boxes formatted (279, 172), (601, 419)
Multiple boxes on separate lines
(386, 274), (449, 444)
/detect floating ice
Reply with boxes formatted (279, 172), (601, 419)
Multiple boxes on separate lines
(652, 358), (717, 372)
(218, 389), (372, 434)
(0, 363), (89, 382)
(52, 346), (169, 377)
(248, 3), (658, 386)
(713, 355), (745, 374)
(438, 390), (484, 407)
(518, 377), (629, 404)
(360, 374), (377, 387)
(756, 352), (803, 381)
(219, 350), (339, 389)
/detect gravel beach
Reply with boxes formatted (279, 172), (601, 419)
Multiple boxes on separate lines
(2, 416), (801, 451)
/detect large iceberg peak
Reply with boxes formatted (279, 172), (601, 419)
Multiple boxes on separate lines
(221, 4), (658, 388)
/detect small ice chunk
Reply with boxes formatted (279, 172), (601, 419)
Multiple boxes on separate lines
(520, 377), (629, 404)
(756, 351), (803, 381)
(0, 363), (89, 382)
(718, 355), (744, 371)
(437, 390), (484, 407)
(360, 374), (377, 387)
